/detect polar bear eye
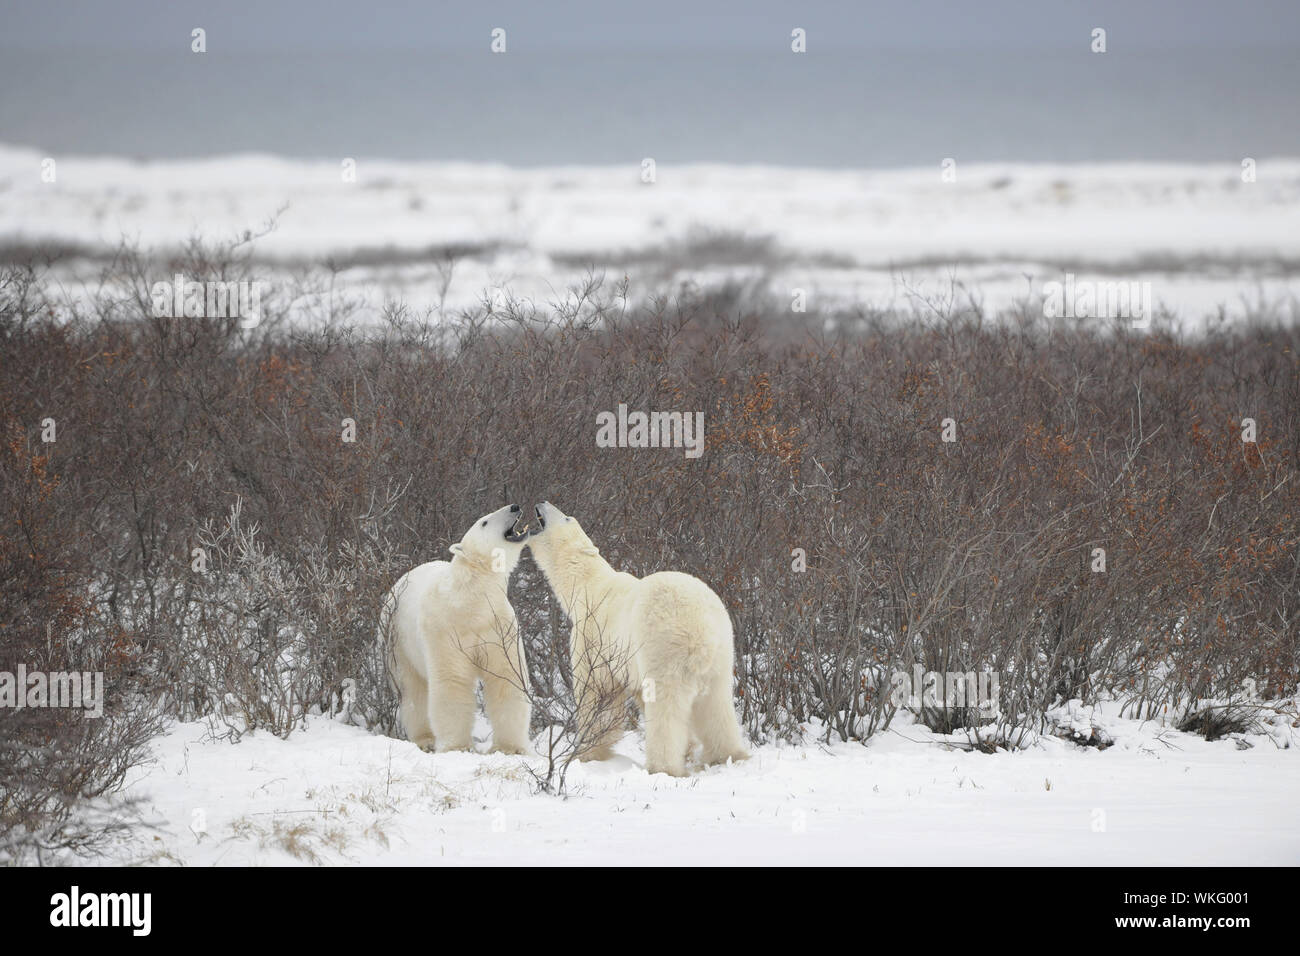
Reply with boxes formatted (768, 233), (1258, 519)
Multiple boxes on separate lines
(481, 520), (487, 527)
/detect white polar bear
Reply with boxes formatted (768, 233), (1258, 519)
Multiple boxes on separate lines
(525, 501), (749, 777)
(383, 504), (532, 754)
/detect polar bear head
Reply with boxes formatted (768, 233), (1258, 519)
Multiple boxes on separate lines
(524, 501), (602, 573)
(449, 503), (531, 573)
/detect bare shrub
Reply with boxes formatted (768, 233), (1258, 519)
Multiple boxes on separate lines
(476, 587), (636, 794)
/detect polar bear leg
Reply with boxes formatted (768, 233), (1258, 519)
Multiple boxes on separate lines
(393, 648), (436, 749)
(573, 674), (625, 761)
(483, 672), (531, 754)
(429, 676), (476, 752)
(643, 690), (691, 777)
(399, 677), (436, 751)
(692, 674), (750, 765)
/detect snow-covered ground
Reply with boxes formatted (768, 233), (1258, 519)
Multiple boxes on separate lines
(4, 145), (1299, 323)
(102, 706), (1300, 866)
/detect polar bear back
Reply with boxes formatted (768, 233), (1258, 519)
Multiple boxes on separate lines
(390, 559), (516, 662)
(387, 560), (448, 669)
(615, 570), (735, 692)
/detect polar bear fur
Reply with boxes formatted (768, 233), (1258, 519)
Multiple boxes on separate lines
(525, 501), (749, 777)
(383, 504), (532, 754)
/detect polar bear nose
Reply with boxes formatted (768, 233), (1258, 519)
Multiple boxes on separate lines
(509, 503), (521, 513)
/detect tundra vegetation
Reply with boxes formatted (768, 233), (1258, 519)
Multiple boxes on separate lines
(1, 239), (1297, 851)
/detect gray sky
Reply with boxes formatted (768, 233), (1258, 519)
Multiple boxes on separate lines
(3, 1), (1295, 164)
(4, 0), (1299, 51)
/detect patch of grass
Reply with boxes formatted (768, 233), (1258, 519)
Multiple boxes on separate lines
(1177, 702), (1264, 741)
(228, 814), (354, 864)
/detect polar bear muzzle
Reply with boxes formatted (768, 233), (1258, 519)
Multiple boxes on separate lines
(504, 505), (531, 543)
(530, 500), (570, 534)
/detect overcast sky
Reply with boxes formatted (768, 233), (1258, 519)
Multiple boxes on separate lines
(4, 0), (1299, 51)
(4, 2), (1295, 164)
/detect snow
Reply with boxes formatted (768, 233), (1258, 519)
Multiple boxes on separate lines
(6, 146), (1299, 262)
(5, 144), (1300, 324)
(100, 707), (1300, 866)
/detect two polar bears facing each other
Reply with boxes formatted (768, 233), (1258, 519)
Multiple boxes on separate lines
(383, 501), (749, 777)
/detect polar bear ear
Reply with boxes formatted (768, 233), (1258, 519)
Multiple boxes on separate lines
(581, 544), (600, 556)
(448, 542), (464, 556)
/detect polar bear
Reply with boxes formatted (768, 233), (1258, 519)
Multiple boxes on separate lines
(525, 501), (749, 776)
(383, 504), (532, 754)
